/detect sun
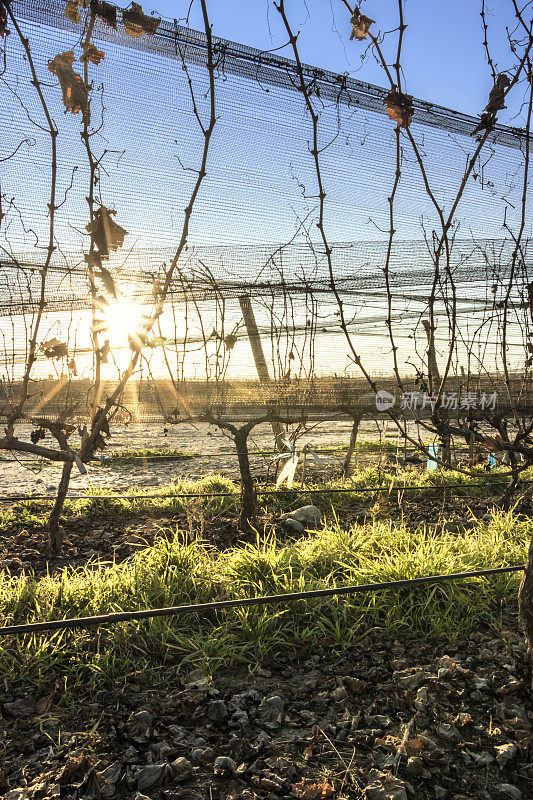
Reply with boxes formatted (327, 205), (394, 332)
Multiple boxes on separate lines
(102, 295), (148, 363)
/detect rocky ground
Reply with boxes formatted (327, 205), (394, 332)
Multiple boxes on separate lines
(1, 610), (532, 800)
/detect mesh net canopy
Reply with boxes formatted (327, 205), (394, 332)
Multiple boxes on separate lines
(0, 0), (531, 422)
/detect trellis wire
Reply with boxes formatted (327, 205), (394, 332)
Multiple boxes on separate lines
(0, 564), (524, 636)
(0, 478), (521, 504)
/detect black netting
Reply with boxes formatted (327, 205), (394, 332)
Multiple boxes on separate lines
(0, 0), (530, 421)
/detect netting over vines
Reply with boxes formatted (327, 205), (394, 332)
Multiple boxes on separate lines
(0, 0), (531, 421)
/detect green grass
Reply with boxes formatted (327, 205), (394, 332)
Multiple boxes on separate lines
(100, 447), (199, 465)
(0, 508), (527, 697)
(0, 474), (240, 533)
(0, 464), (522, 534)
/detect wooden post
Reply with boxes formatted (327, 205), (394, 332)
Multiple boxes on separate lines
(422, 319), (451, 467)
(422, 319), (440, 384)
(239, 294), (286, 452)
(342, 414), (360, 477)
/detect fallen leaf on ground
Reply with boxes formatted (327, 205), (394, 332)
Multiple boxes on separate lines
(291, 780), (334, 800)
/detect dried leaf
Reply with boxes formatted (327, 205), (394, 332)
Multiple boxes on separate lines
(90, 0), (117, 29)
(35, 682), (59, 714)
(384, 87), (413, 128)
(48, 51), (88, 117)
(80, 42), (105, 65)
(64, 1), (80, 23)
(41, 338), (68, 359)
(350, 8), (374, 40)
(302, 743), (314, 761)
(58, 754), (93, 786)
(1, 0), (9, 36)
(97, 265), (119, 298)
(472, 73), (511, 135)
(77, 767), (106, 798)
(526, 282), (533, 318)
(86, 206), (128, 258)
(123, 2), (160, 38)
(291, 780), (334, 800)
(485, 73), (511, 115)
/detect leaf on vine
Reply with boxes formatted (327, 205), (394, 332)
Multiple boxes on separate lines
(68, 358), (77, 375)
(90, 0), (117, 29)
(224, 333), (238, 350)
(80, 42), (105, 65)
(1, 0), (9, 36)
(485, 73), (511, 115)
(384, 87), (413, 128)
(97, 266), (119, 298)
(350, 8), (374, 40)
(123, 2), (160, 38)
(48, 51), (88, 117)
(86, 206), (128, 258)
(40, 338), (68, 359)
(64, 1), (80, 23)
(472, 73), (511, 135)
(152, 280), (164, 299)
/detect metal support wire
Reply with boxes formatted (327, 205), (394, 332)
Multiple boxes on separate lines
(0, 564), (524, 636)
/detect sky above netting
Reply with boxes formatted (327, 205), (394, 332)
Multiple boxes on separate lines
(156, 0), (526, 123)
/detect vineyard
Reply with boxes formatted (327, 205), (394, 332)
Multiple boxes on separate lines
(1, 1), (533, 799)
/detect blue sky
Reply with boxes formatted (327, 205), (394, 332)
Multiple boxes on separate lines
(142, 0), (524, 123)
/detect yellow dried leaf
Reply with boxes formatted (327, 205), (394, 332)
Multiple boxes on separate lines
(40, 338), (68, 359)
